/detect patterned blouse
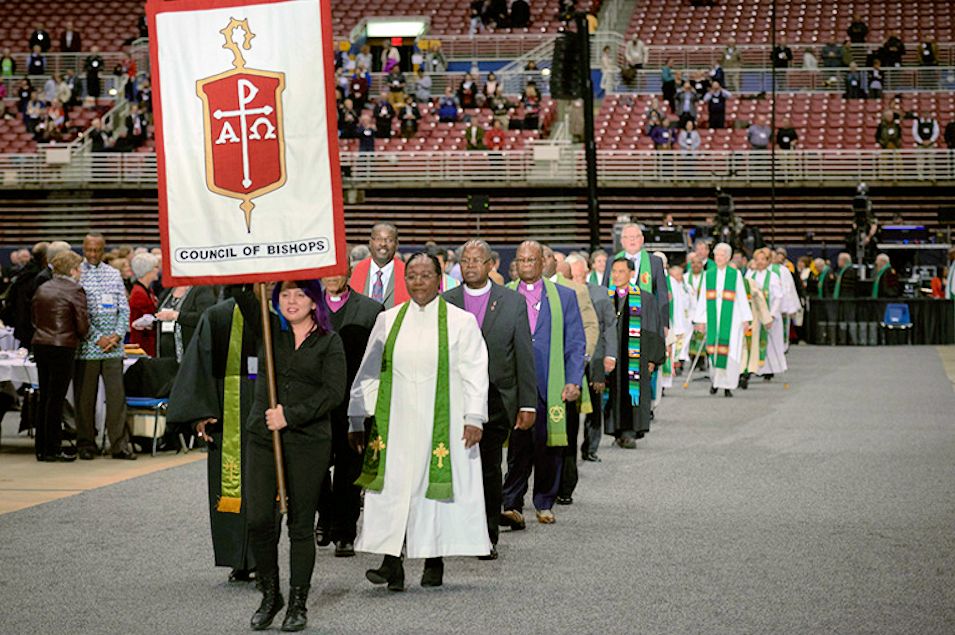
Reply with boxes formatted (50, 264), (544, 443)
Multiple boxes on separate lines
(78, 261), (130, 360)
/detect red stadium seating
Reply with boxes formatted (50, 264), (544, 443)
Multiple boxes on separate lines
(0, 1), (142, 52)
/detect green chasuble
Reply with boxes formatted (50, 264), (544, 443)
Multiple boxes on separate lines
(705, 266), (738, 370)
(356, 298), (454, 501)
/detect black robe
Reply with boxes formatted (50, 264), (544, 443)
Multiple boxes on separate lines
(167, 293), (260, 570)
(605, 288), (666, 437)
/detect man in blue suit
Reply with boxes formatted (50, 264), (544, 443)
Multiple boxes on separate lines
(501, 241), (586, 527)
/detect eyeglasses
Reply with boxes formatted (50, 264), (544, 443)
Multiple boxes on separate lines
(406, 273), (438, 283)
(513, 258), (539, 264)
(459, 258), (491, 266)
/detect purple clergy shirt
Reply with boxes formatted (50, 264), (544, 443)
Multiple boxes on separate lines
(517, 280), (544, 334)
(325, 289), (350, 313)
(462, 282), (492, 327)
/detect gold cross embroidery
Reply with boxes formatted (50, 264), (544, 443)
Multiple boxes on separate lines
(432, 442), (450, 469)
(369, 436), (386, 460)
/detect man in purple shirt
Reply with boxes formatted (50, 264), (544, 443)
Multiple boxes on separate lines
(444, 240), (536, 559)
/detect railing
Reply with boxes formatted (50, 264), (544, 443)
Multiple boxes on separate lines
(607, 66), (955, 94)
(2, 149), (954, 188)
(0, 52), (134, 80)
(2, 75), (123, 99)
(415, 34), (557, 60)
(357, 70), (556, 97)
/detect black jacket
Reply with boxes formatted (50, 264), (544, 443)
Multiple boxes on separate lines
(246, 316), (346, 442)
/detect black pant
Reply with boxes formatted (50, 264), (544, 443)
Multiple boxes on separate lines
(709, 108), (726, 129)
(502, 396), (563, 512)
(247, 430), (331, 586)
(479, 414), (510, 545)
(557, 400), (580, 499)
(317, 415), (364, 543)
(582, 371), (603, 457)
(34, 344), (76, 457)
(662, 80), (676, 111)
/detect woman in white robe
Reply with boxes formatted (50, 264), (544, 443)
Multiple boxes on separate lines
(692, 244), (753, 394)
(348, 253), (491, 589)
(747, 248), (788, 377)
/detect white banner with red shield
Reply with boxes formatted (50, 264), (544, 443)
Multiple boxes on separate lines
(148, 0), (345, 284)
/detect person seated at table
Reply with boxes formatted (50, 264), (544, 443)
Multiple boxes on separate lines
(31, 251), (89, 462)
(129, 253), (160, 356)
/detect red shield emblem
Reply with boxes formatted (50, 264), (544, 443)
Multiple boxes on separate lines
(196, 18), (286, 231)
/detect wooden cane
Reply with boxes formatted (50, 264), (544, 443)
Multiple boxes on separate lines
(682, 337), (705, 389)
(257, 283), (288, 515)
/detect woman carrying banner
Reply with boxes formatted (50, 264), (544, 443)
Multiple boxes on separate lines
(246, 280), (346, 632)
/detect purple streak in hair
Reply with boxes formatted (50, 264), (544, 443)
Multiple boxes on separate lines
(271, 279), (333, 335)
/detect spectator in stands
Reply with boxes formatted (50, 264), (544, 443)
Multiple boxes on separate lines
(88, 118), (110, 152)
(600, 46), (617, 94)
(42, 74), (57, 103)
(347, 67), (369, 110)
(945, 120), (955, 150)
(913, 114), (940, 179)
(691, 70), (710, 99)
(458, 72), (479, 109)
(703, 81), (731, 129)
(661, 60), (676, 111)
(483, 72), (500, 101)
(821, 41), (843, 70)
(721, 40), (741, 91)
(677, 120), (701, 153)
(747, 116), (771, 150)
(522, 81), (541, 130)
(126, 103), (148, 148)
(111, 128), (135, 153)
(920, 39), (938, 67)
(24, 91), (44, 134)
(489, 86), (511, 127)
(464, 116), (485, 150)
(373, 92), (395, 139)
(675, 81), (699, 129)
(645, 96), (665, 124)
(386, 66), (406, 108)
(29, 25), (52, 53)
(85, 47), (104, 99)
(510, 0), (530, 28)
(424, 41), (447, 73)
(470, 0), (486, 34)
(381, 44), (401, 74)
(485, 118), (506, 151)
(882, 34), (905, 68)
(40, 100), (65, 142)
(357, 111), (375, 153)
(356, 45), (372, 72)
(648, 115), (674, 150)
(803, 48), (819, 70)
(413, 69), (431, 103)
(868, 59), (884, 99)
(0, 101), (13, 119)
(523, 60), (541, 88)
(129, 253), (159, 357)
(709, 61), (725, 89)
(625, 35), (647, 72)
(62, 70), (79, 108)
(876, 109), (903, 150)
(776, 119), (798, 150)
(59, 20), (82, 53)
(399, 96), (420, 139)
(437, 86), (460, 122)
(56, 75), (73, 107)
(847, 15), (868, 44)
(844, 62), (866, 99)
(1, 49), (15, 77)
(772, 41), (793, 69)
(16, 79), (32, 114)
(338, 98), (358, 138)
(27, 46), (45, 75)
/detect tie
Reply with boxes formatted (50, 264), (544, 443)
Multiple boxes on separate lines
(372, 270), (384, 302)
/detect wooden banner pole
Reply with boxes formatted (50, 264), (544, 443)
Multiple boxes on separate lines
(257, 282), (288, 514)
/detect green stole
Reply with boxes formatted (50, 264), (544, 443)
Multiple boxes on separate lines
(754, 271), (769, 364)
(871, 265), (890, 298)
(508, 278), (568, 447)
(833, 265), (851, 299)
(817, 266), (830, 298)
(217, 304), (244, 513)
(705, 266), (738, 370)
(554, 275), (591, 415)
(587, 270), (600, 286)
(662, 276), (673, 376)
(611, 250), (653, 295)
(356, 298), (453, 501)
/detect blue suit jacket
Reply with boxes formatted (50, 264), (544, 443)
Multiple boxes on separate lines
(529, 282), (586, 399)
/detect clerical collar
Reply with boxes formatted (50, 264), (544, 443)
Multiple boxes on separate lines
(463, 280), (492, 296)
(520, 279), (542, 291)
(326, 289), (349, 303)
(548, 274), (558, 282)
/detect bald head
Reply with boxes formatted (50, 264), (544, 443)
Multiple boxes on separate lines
(620, 223), (645, 255)
(515, 241), (544, 283)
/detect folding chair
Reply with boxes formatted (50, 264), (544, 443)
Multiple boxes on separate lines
(880, 303), (912, 345)
(126, 397), (168, 456)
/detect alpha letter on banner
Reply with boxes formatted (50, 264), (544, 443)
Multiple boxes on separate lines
(148, 0), (346, 285)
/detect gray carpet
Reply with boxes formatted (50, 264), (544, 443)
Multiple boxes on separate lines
(2, 346), (954, 634)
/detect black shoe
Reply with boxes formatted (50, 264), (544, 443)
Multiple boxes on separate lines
(478, 545), (498, 561)
(39, 452), (77, 463)
(366, 555), (404, 592)
(762, 374), (774, 382)
(111, 449), (137, 460)
(334, 541), (355, 557)
(314, 524), (331, 547)
(250, 573), (284, 630)
(229, 568), (255, 582)
(614, 437), (637, 449)
(61, 445), (77, 457)
(421, 557), (444, 587)
(78, 448), (96, 460)
(724, 389), (733, 397)
(280, 585), (309, 632)
(739, 374), (750, 390)
(709, 386), (718, 395)
(581, 452), (601, 462)
(556, 496), (573, 505)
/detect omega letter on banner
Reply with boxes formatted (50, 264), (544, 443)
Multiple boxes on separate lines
(148, 0), (346, 284)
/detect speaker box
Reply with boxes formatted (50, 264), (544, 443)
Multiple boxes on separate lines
(550, 33), (581, 99)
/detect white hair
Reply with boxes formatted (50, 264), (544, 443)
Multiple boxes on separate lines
(46, 241), (72, 261)
(713, 243), (732, 258)
(565, 253), (587, 267)
(130, 253), (158, 280)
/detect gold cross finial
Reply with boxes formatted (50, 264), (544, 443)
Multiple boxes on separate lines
(432, 442), (450, 469)
(220, 17), (256, 70)
(369, 436), (386, 460)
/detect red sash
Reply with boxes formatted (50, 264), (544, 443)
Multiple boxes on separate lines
(350, 257), (409, 306)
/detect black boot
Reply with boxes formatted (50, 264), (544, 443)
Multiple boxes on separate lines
(739, 373), (750, 390)
(250, 573), (284, 630)
(280, 585), (309, 632)
(421, 557), (444, 587)
(724, 389), (733, 397)
(366, 554), (405, 592)
(709, 385), (718, 395)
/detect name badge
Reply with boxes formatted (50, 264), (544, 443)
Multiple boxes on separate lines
(161, 320), (175, 333)
(247, 357), (258, 378)
(101, 293), (115, 309)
